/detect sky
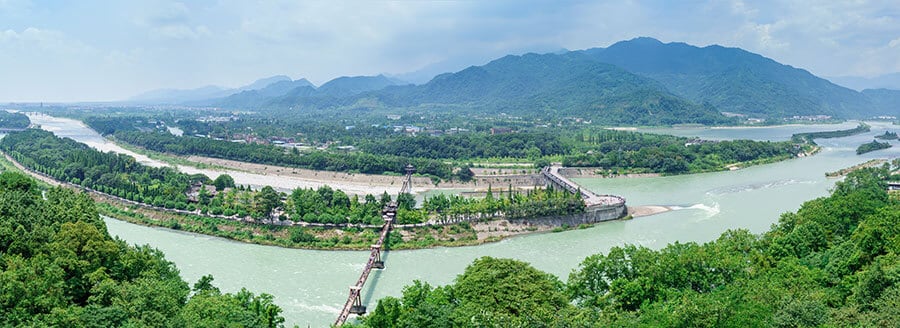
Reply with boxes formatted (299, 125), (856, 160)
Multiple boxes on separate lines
(0, 0), (898, 102)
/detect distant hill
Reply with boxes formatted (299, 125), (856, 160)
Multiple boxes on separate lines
(317, 74), (400, 96)
(129, 75), (300, 105)
(255, 52), (732, 125)
(216, 75), (400, 109)
(128, 85), (231, 104)
(235, 75), (292, 92)
(579, 37), (875, 118)
(829, 73), (900, 91)
(219, 79), (316, 108)
(862, 89), (900, 115)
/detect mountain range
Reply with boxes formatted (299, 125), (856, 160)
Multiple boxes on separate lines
(578, 37), (876, 118)
(828, 73), (900, 91)
(129, 38), (899, 123)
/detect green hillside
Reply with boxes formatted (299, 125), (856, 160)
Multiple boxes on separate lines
(582, 37), (877, 118)
(254, 53), (733, 125)
(862, 89), (900, 115)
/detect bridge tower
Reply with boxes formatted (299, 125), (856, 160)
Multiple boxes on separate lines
(372, 245), (384, 269)
(399, 164), (415, 195)
(348, 286), (366, 315)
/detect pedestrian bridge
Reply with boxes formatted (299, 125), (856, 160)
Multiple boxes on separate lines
(541, 165), (625, 210)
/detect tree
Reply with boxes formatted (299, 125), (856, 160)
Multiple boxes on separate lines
(253, 186), (281, 219)
(213, 174), (235, 191)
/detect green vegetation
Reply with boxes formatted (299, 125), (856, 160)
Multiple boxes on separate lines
(562, 131), (807, 174)
(96, 201), (482, 250)
(826, 159), (887, 178)
(113, 130), (455, 180)
(584, 37), (875, 119)
(86, 115), (807, 178)
(0, 129), (202, 210)
(792, 123), (871, 144)
(857, 140), (892, 155)
(862, 88), (900, 115)
(1, 129), (581, 228)
(0, 171), (287, 327)
(0, 111), (29, 129)
(875, 131), (898, 140)
(354, 167), (900, 326)
(219, 52), (735, 126)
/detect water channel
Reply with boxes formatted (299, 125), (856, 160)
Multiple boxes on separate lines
(18, 115), (900, 326)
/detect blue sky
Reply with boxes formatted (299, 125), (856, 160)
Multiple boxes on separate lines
(1, 0), (898, 102)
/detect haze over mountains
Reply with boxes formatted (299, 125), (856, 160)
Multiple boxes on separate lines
(129, 38), (899, 122)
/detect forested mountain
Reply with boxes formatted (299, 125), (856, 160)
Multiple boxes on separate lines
(220, 79), (316, 108)
(132, 38), (898, 122)
(235, 75), (294, 92)
(829, 73), (900, 91)
(317, 74), (401, 96)
(862, 89), (900, 114)
(252, 53), (733, 125)
(579, 37), (877, 118)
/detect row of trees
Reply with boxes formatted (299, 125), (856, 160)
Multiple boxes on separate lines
(0, 111), (29, 129)
(353, 167), (900, 327)
(0, 129), (284, 219)
(358, 132), (568, 160)
(791, 123), (871, 144)
(1, 129), (584, 226)
(0, 171), (287, 327)
(112, 130), (455, 180)
(1, 129), (200, 207)
(564, 137), (804, 174)
(857, 140), (892, 155)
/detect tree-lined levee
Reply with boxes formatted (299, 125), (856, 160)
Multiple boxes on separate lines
(0, 129), (593, 250)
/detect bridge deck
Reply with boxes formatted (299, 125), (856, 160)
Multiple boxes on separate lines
(542, 166), (625, 208)
(334, 203), (396, 326)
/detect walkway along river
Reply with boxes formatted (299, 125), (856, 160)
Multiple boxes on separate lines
(10, 115), (899, 326)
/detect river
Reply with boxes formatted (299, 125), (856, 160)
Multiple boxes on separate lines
(22, 115), (900, 326)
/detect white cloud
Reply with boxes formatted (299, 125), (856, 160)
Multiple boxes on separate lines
(890, 38), (900, 48)
(150, 24), (210, 40)
(2, 0), (900, 101)
(0, 27), (94, 54)
(136, 1), (210, 40)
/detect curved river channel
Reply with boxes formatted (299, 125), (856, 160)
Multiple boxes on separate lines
(17, 115), (900, 326)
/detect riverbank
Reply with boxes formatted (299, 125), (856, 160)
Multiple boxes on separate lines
(96, 196), (631, 251)
(826, 159), (887, 178)
(106, 135), (476, 196)
(0, 144), (642, 250)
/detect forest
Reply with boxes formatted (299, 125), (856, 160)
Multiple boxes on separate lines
(0, 129), (582, 227)
(0, 129), (201, 209)
(791, 123), (871, 144)
(857, 140), (892, 155)
(0, 111), (30, 129)
(112, 130), (456, 180)
(85, 114), (807, 178)
(875, 131), (898, 140)
(0, 171), (287, 327)
(351, 167), (900, 327)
